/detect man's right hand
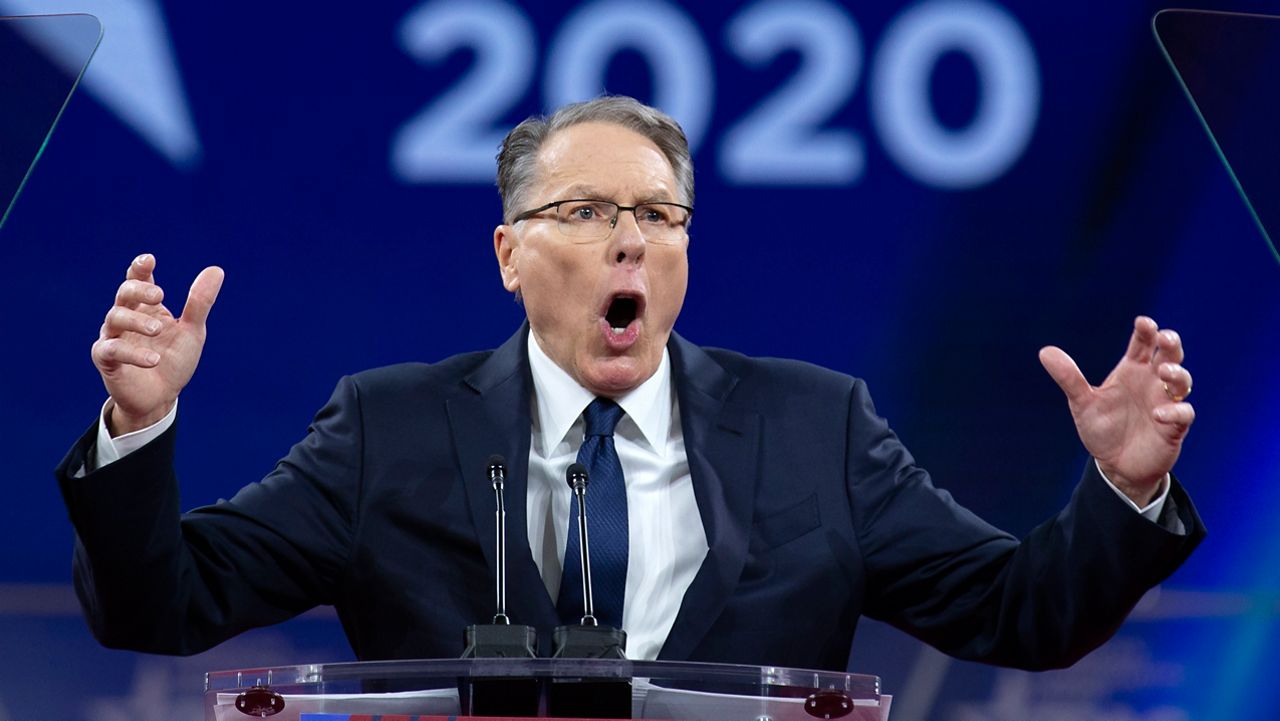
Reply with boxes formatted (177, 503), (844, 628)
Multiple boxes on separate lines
(92, 254), (224, 436)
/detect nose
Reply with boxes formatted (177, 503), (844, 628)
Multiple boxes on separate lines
(608, 208), (646, 265)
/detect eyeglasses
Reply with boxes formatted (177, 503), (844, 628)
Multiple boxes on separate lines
(511, 199), (693, 245)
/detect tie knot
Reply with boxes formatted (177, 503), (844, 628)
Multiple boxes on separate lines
(582, 397), (624, 437)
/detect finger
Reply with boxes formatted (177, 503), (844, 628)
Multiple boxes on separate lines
(1158, 363), (1192, 400)
(1155, 328), (1185, 365)
(103, 306), (164, 339)
(1039, 346), (1092, 404)
(92, 337), (161, 370)
(180, 266), (224, 329)
(1153, 402), (1195, 428)
(115, 278), (164, 309)
(1124, 316), (1159, 362)
(125, 253), (156, 284)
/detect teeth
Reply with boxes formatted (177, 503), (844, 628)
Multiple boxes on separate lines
(611, 326), (625, 335)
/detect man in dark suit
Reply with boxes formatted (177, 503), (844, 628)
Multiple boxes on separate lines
(61, 97), (1203, 670)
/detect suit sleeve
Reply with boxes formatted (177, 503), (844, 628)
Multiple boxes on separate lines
(845, 378), (1205, 670)
(55, 377), (363, 656)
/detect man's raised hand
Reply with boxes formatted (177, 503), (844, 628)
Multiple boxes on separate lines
(1039, 316), (1195, 507)
(91, 254), (224, 436)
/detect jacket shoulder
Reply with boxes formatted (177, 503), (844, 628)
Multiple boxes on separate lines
(343, 349), (495, 399)
(698, 345), (862, 395)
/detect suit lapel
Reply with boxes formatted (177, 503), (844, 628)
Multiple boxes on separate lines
(658, 334), (760, 661)
(444, 327), (761, 655)
(446, 324), (560, 633)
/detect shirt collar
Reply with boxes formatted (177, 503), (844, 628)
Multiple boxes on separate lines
(527, 330), (673, 457)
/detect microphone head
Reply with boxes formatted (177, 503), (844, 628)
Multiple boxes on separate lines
(486, 455), (507, 487)
(565, 462), (589, 492)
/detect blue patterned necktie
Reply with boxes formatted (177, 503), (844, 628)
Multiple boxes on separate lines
(556, 397), (628, 628)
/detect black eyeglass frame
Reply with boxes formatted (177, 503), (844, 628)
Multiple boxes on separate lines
(510, 198), (694, 242)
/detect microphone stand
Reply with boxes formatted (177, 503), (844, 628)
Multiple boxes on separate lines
(573, 463), (597, 627)
(549, 463), (629, 718)
(460, 455), (539, 716)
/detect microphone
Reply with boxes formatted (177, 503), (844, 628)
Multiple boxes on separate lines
(460, 455), (539, 717)
(565, 462), (597, 626)
(462, 454), (536, 656)
(549, 463), (629, 718)
(489, 454), (511, 625)
(555, 461), (624, 644)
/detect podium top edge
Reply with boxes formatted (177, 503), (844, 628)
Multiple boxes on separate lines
(206, 657), (880, 699)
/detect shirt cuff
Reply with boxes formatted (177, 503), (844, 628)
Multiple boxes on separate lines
(82, 398), (178, 475)
(1095, 457), (1169, 523)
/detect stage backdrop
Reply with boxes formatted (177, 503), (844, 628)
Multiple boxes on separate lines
(1, 1), (1277, 720)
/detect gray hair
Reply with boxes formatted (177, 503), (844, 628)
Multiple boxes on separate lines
(496, 96), (694, 224)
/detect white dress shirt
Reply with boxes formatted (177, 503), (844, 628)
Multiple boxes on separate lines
(525, 332), (707, 660)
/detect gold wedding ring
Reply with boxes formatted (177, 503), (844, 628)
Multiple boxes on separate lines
(1163, 380), (1190, 402)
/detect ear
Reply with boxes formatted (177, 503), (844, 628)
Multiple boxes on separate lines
(494, 224), (520, 294)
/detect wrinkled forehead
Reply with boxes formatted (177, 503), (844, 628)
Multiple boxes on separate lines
(531, 122), (680, 203)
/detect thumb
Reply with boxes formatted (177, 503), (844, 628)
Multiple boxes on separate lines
(1038, 345), (1091, 404)
(181, 266), (225, 328)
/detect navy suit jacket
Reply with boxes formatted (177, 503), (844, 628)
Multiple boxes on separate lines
(57, 325), (1204, 670)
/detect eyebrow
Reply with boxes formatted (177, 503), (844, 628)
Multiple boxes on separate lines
(559, 184), (676, 204)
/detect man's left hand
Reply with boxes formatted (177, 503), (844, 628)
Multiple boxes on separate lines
(1039, 316), (1194, 507)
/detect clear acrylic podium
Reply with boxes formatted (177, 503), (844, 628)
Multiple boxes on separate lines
(204, 658), (888, 721)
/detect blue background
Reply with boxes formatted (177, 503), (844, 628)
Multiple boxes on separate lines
(1, 1), (1277, 720)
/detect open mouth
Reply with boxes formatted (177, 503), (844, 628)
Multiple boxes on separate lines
(604, 294), (643, 335)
